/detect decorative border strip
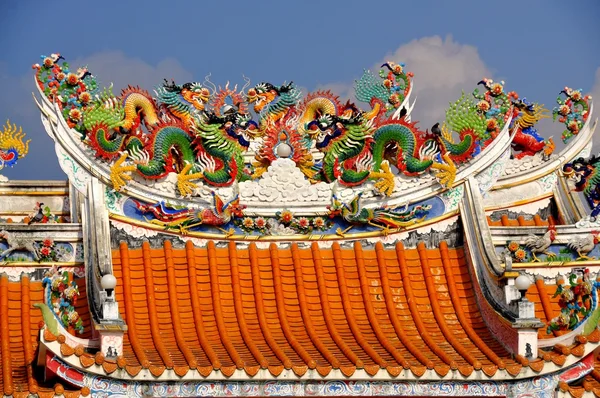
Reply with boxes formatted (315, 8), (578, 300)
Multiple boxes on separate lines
(0, 190), (68, 196)
(46, 354), (561, 398)
(108, 210), (459, 242)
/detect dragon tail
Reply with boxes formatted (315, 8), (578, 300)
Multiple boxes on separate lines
(442, 130), (477, 164)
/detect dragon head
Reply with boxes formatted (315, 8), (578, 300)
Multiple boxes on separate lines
(306, 106), (362, 151)
(162, 80), (210, 111)
(512, 97), (535, 113)
(182, 83), (211, 111)
(246, 82), (279, 113)
(226, 113), (260, 148)
(246, 81), (296, 114)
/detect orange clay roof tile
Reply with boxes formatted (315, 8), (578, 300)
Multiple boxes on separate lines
(0, 274), (85, 397)
(561, 353), (600, 397)
(104, 240), (555, 379)
(487, 214), (552, 227)
(6, 240), (597, 385)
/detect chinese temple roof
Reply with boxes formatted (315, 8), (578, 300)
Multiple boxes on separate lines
(1, 51), (599, 397)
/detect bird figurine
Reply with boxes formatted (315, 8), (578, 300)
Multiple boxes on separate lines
(399, 106), (407, 119)
(567, 231), (600, 261)
(524, 225), (557, 262)
(28, 202), (45, 225)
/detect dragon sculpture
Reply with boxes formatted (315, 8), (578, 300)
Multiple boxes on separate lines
(35, 56), (262, 196)
(34, 53), (526, 199)
(472, 78), (555, 160)
(0, 120), (30, 173)
(563, 155), (600, 220)
(510, 97), (554, 159)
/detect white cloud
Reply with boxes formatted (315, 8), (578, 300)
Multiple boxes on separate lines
(318, 35), (492, 130)
(379, 35), (491, 127)
(0, 52), (193, 180)
(71, 51), (194, 92)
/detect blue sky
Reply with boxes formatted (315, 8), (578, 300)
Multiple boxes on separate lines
(1, 0), (599, 180)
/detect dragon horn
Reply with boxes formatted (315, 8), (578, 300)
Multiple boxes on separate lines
(241, 75), (251, 95)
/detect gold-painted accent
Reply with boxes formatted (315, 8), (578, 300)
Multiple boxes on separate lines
(370, 160), (395, 196)
(0, 211), (69, 216)
(109, 210), (459, 241)
(94, 323), (128, 332)
(0, 120), (30, 158)
(492, 169), (556, 191)
(0, 262), (84, 267)
(0, 191), (68, 196)
(501, 271), (520, 279)
(509, 260), (600, 269)
(430, 153), (457, 188)
(110, 153), (136, 192)
(484, 193), (554, 212)
(558, 174), (582, 220)
(177, 163), (203, 197)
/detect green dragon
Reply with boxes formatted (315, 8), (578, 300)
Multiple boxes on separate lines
(78, 78), (257, 195)
(305, 109), (452, 195)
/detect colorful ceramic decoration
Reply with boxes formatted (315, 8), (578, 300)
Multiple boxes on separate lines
(42, 266), (84, 334)
(5, 48), (597, 398)
(553, 87), (592, 143)
(547, 269), (599, 334)
(0, 120), (30, 174)
(563, 155), (600, 219)
(33, 54), (536, 198)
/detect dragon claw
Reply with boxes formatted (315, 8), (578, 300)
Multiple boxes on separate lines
(371, 160), (395, 196)
(543, 138), (555, 158)
(110, 152), (136, 191)
(431, 153), (457, 188)
(177, 163), (203, 197)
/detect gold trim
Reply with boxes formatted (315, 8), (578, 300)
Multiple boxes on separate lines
(109, 210), (459, 241)
(484, 193), (554, 212)
(0, 262), (84, 266)
(0, 211), (69, 216)
(559, 174), (581, 220)
(509, 260), (600, 269)
(492, 169), (555, 191)
(0, 191), (68, 196)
